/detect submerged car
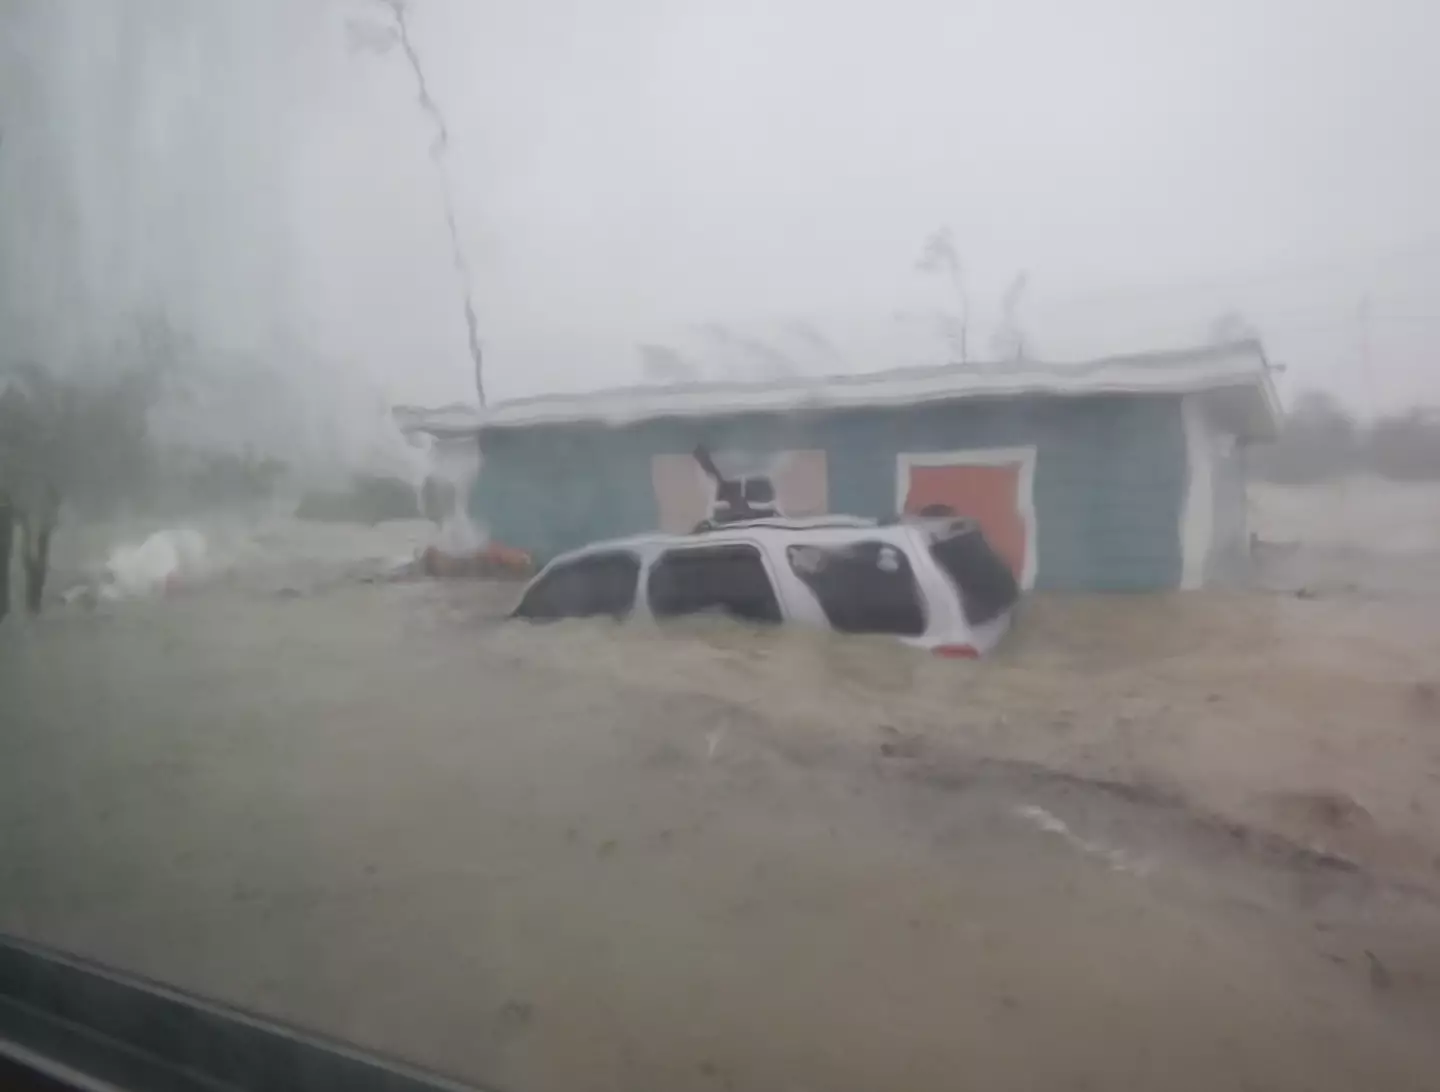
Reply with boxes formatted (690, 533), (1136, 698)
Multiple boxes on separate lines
(510, 515), (1021, 656)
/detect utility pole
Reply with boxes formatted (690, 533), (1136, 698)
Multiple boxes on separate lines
(352, 1), (487, 408)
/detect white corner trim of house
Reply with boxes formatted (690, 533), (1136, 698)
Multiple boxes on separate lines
(1179, 395), (1214, 590)
(895, 447), (1039, 590)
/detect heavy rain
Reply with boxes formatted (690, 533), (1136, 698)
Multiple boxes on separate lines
(4, 3), (1440, 1090)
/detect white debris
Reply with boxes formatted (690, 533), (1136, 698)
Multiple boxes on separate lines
(1012, 804), (1152, 877)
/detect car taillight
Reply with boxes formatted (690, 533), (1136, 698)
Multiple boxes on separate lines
(933, 643), (979, 659)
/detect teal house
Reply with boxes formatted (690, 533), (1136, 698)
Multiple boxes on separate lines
(405, 342), (1279, 591)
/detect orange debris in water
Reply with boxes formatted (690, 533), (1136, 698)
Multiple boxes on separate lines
(420, 543), (533, 580)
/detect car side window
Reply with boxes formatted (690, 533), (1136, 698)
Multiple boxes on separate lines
(787, 541), (925, 636)
(647, 544), (782, 624)
(513, 551), (640, 621)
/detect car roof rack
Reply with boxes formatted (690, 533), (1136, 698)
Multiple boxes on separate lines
(689, 515), (878, 534)
(685, 514), (985, 537)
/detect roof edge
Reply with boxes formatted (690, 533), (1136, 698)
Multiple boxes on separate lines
(397, 341), (1278, 437)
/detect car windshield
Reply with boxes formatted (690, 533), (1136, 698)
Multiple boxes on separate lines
(4, 4), (1440, 1091)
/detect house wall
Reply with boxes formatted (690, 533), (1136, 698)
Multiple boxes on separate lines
(1204, 419), (1252, 586)
(1209, 442), (1251, 584)
(473, 393), (1191, 590)
(1179, 391), (1253, 587)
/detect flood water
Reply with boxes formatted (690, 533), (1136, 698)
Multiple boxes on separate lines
(4, 516), (1440, 1091)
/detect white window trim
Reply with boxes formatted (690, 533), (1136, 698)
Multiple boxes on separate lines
(896, 447), (1039, 589)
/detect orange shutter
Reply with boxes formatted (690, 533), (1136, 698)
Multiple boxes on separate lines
(904, 462), (1027, 578)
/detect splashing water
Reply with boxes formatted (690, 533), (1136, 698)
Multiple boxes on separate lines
(425, 436), (485, 555)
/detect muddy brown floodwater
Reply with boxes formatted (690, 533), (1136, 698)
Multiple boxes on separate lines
(3, 565), (1440, 1091)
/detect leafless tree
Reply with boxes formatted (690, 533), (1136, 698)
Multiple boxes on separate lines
(1206, 310), (1261, 345)
(990, 271), (1031, 360)
(916, 226), (969, 363)
(637, 344), (699, 385)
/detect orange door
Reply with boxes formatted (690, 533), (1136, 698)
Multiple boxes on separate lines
(903, 461), (1028, 579)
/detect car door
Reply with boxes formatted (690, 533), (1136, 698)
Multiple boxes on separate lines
(511, 551), (642, 621)
(645, 540), (785, 625)
(783, 538), (928, 637)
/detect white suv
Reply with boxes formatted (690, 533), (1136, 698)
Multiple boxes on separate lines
(510, 515), (1020, 657)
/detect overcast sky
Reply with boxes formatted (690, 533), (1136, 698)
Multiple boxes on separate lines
(5, 0), (1440, 415)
